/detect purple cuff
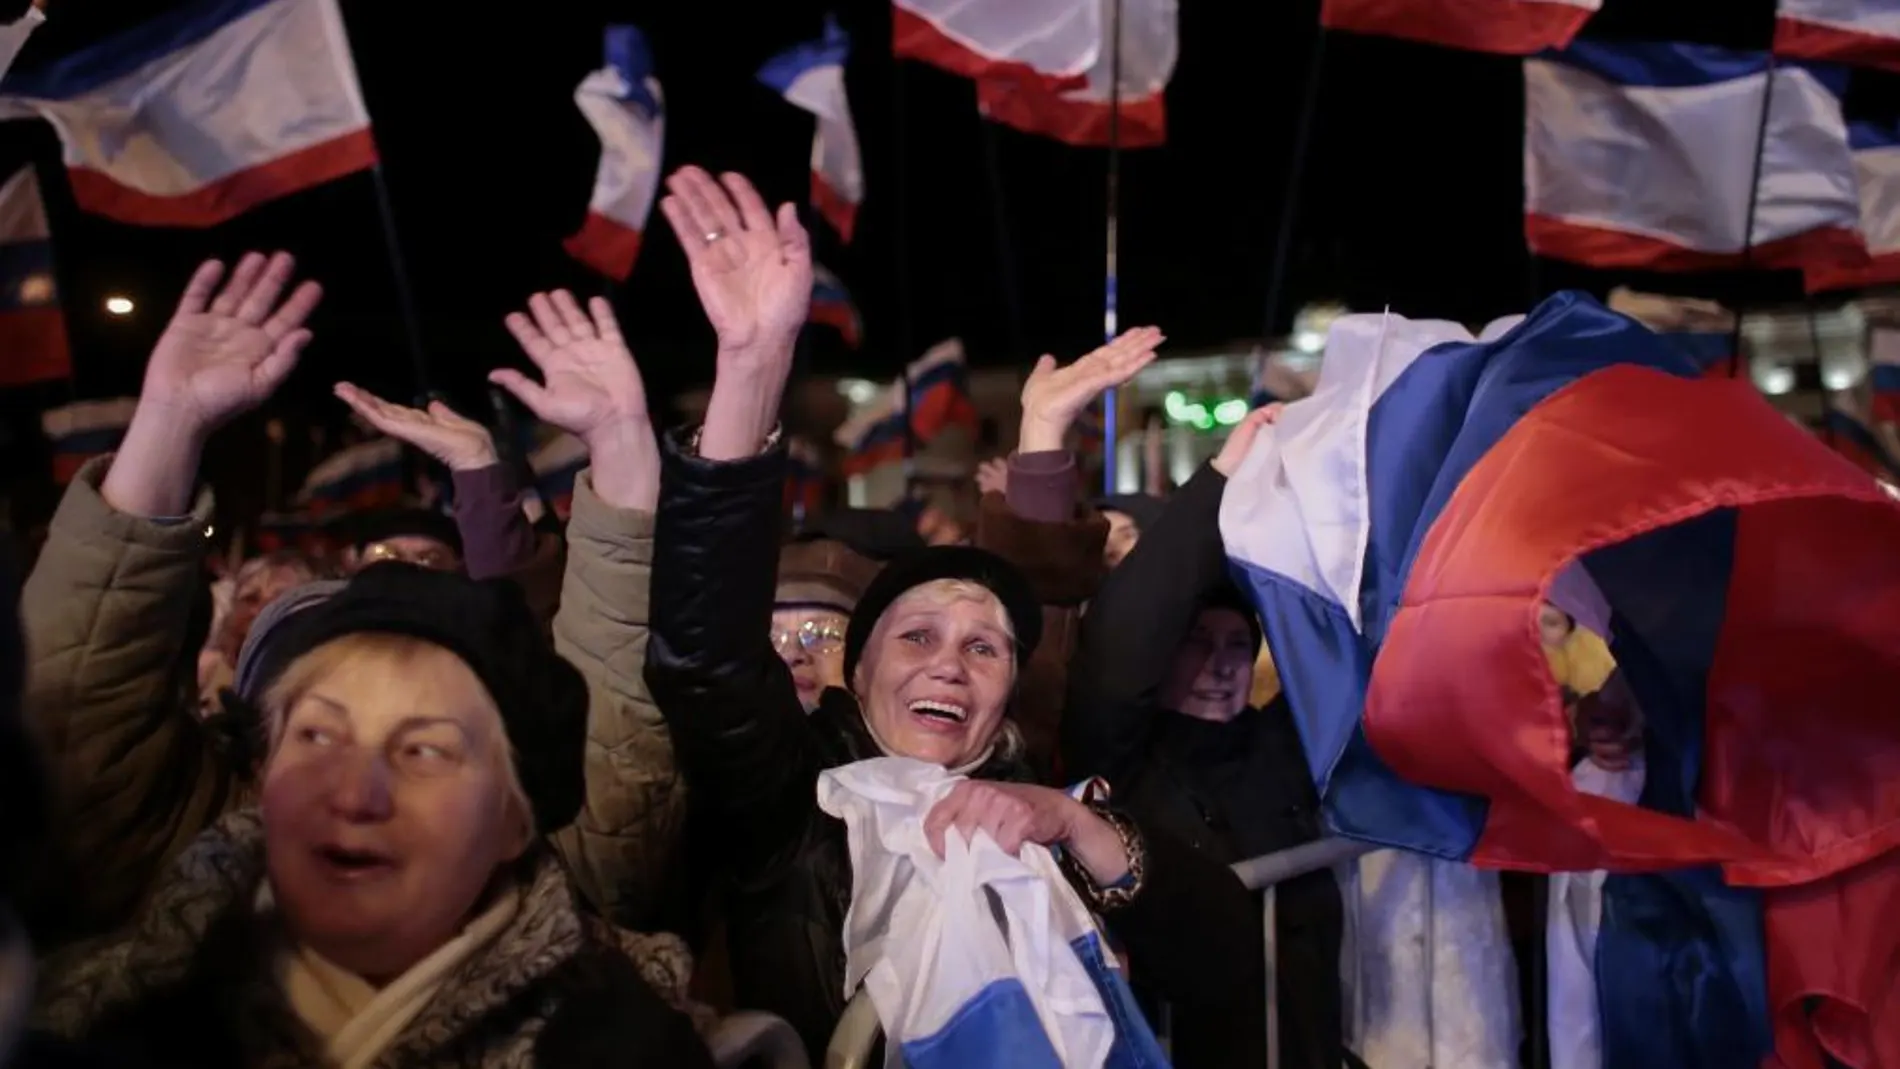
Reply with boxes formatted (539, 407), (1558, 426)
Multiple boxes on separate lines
(1006, 450), (1078, 523)
(452, 464), (536, 581)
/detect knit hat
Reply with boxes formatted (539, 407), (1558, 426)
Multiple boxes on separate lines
(233, 579), (348, 700)
(1094, 493), (1166, 534)
(843, 546), (1042, 682)
(777, 538), (882, 615)
(244, 563), (587, 834)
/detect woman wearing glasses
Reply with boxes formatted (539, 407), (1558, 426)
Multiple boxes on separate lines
(772, 539), (879, 712)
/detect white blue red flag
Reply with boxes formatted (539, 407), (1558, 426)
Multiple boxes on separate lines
(1221, 292), (1900, 1067)
(835, 339), (979, 476)
(975, 0), (1177, 147)
(0, 0), (375, 227)
(1871, 326), (1900, 423)
(297, 437), (405, 517)
(810, 263), (862, 347)
(1320, 0), (1598, 54)
(893, 0), (1098, 91)
(1525, 42), (1866, 276)
(41, 396), (134, 483)
(758, 17), (863, 243)
(0, 165), (67, 388)
(1775, 0), (1900, 72)
(1806, 119), (1900, 292)
(566, 25), (663, 282)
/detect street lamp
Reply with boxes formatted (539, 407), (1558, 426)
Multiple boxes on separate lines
(104, 295), (134, 316)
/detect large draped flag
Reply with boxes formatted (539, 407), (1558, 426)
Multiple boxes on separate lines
(1806, 120), (1900, 292)
(1220, 292), (1900, 1067)
(892, 0), (1098, 90)
(975, 0), (1177, 147)
(758, 17), (863, 243)
(566, 25), (663, 281)
(0, 0), (376, 227)
(1319, 0), (1599, 54)
(1775, 0), (1900, 72)
(0, 165), (68, 388)
(1524, 42), (1866, 276)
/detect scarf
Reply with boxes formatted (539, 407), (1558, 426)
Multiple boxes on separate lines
(267, 884), (520, 1069)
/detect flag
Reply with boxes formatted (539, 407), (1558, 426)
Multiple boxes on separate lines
(1319, 0), (1599, 54)
(566, 25), (664, 281)
(1221, 291), (1900, 1067)
(1775, 0), (1900, 72)
(893, 0), (1098, 90)
(0, 0), (376, 227)
(836, 398), (908, 477)
(758, 17), (862, 243)
(41, 396), (134, 483)
(296, 437), (405, 517)
(0, 165), (67, 387)
(786, 436), (826, 519)
(0, 5), (44, 83)
(905, 338), (979, 441)
(1871, 326), (1900, 423)
(528, 431), (588, 521)
(1247, 351), (1318, 408)
(810, 263), (862, 347)
(976, 0), (1176, 147)
(1525, 42), (1866, 275)
(1806, 119), (1900, 292)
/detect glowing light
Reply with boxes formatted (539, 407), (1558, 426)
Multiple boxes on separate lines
(1293, 330), (1326, 354)
(1213, 398), (1248, 425)
(17, 273), (52, 304)
(104, 295), (134, 316)
(839, 378), (879, 405)
(1754, 365), (1795, 395)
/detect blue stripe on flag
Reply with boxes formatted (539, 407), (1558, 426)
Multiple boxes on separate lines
(1, 0), (278, 100)
(1871, 365), (1900, 392)
(1850, 119), (1900, 152)
(1546, 40), (1846, 96)
(756, 16), (849, 95)
(602, 24), (660, 115)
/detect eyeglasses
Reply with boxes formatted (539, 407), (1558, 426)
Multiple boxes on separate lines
(771, 619), (847, 656)
(362, 541), (458, 572)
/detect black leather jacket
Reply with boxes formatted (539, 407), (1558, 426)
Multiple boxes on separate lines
(645, 430), (1265, 1061)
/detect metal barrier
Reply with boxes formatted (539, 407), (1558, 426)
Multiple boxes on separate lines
(821, 837), (1380, 1069)
(709, 1011), (812, 1069)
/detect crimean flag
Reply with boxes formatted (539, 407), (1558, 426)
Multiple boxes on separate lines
(565, 25), (664, 281)
(1221, 292), (1900, 1068)
(758, 17), (863, 243)
(1775, 0), (1900, 73)
(1320, 0), (1599, 54)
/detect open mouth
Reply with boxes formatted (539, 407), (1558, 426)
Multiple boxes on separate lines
(908, 699), (968, 725)
(316, 845), (397, 879)
(1190, 689), (1236, 704)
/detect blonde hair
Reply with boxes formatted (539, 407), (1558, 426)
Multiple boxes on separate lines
(262, 633), (532, 828)
(896, 579), (1015, 639)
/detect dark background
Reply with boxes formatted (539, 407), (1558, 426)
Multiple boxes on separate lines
(0, 0), (1880, 524)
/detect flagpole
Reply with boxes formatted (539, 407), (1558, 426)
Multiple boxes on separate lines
(1728, 54), (1778, 380)
(888, 20), (920, 488)
(1101, 0), (1125, 496)
(368, 162), (431, 396)
(978, 116), (1029, 369)
(1259, 23), (1326, 363)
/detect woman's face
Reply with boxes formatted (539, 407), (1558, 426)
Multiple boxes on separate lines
(1538, 602), (1575, 648)
(771, 607), (849, 711)
(1102, 511), (1141, 568)
(855, 582), (1016, 768)
(1160, 608), (1256, 722)
(260, 639), (527, 983)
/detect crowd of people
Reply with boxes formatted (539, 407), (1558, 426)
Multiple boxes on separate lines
(0, 164), (1644, 1069)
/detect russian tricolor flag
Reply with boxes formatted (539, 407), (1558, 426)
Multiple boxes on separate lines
(566, 25), (664, 282)
(758, 17), (863, 243)
(1222, 292), (1900, 1068)
(786, 436), (826, 520)
(41, 396), (134, 484)
(1775, 0), (1900, 73)
(837, 402), (908, 478)
(1525, 42), (1867, 276)
(1871, 326), (1900, 423)
(529, 431), (588, 521)
(810, 263), (862, 347)
(1320, 0), (1599, 54)
(0, 165), (68, 388)
(893, 0), (1097, 91)
(296, 437), (405, 518)
(905, 338), (979, 442)
(1806, 120), (1900, 292)
(0, 0), (377, 228)
(1821, 397), (1900, 479)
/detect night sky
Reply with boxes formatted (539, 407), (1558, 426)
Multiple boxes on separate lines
(0, 0), (1875, 524)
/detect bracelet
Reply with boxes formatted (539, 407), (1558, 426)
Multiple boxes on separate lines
(686, 422), (782, 458)
(1061, 803), (1146, 913)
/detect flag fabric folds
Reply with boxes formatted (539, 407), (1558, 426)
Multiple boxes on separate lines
(1774, 0), (1900, 73)
(810, 263), (863, 347)
(0, 165), (68, 388)
(758, 17), (863, 243)
(41, 397), (134, 483)
(296, 437), (405, 517)
(566, 25), (664, 282)
(834, 339), (979, 477)
(0, 5), (44, 83)
(1871, 327), (1900, 423)
(892, 0), (1099, 90)
(1524, 42), (1865, 275)
(1220, 291), (1900, 1067)
(1319, 0), (1600, 55)
(975, 0), (1177, 148)
(0, 0), (377, 227)
(1806, 120), (1900, 292)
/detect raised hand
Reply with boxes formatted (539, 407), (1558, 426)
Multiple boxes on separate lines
(490, 290), (657, 510)
(333, 384), (498, 472)
(975, 457), (1010, 496)
(142, 251), (322, 435)
(658, 166), (811, 365)
(1211, 403), (1284, 478)
(1018, 327), (1164, 453)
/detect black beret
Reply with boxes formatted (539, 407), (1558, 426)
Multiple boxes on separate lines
(843, 546), (1042, 683)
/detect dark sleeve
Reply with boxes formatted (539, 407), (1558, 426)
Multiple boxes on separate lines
(1061, 463), (1229, 784)
(1100, 818), (1263, 1008)
(1004, 449), (1077, 524)
(641, 428), (819, 885)
(452, 464), (538, 580)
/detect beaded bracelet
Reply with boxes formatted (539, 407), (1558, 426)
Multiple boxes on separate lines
(686, 422), (781, 457)
(1062, 804), (1147, 913)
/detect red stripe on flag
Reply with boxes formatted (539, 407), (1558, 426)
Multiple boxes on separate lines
(1527, 213), (1868, 276)
(975, 80), (1166, 148)
(0, 305), (69, 387)
(892, 7), (1090, 90)
(1773, 15), (1900, 75)
(812, 170), (858, 244)
(564, 210), (643, 281)
(67, 128), (378, 227)
(1320, 0), (1596, 54)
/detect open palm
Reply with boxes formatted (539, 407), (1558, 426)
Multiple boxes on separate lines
(658, 166), (811, 358)
(490, 290), (648, 446)
(333, 383), (497, 471)
(144, 252), (322, 432)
